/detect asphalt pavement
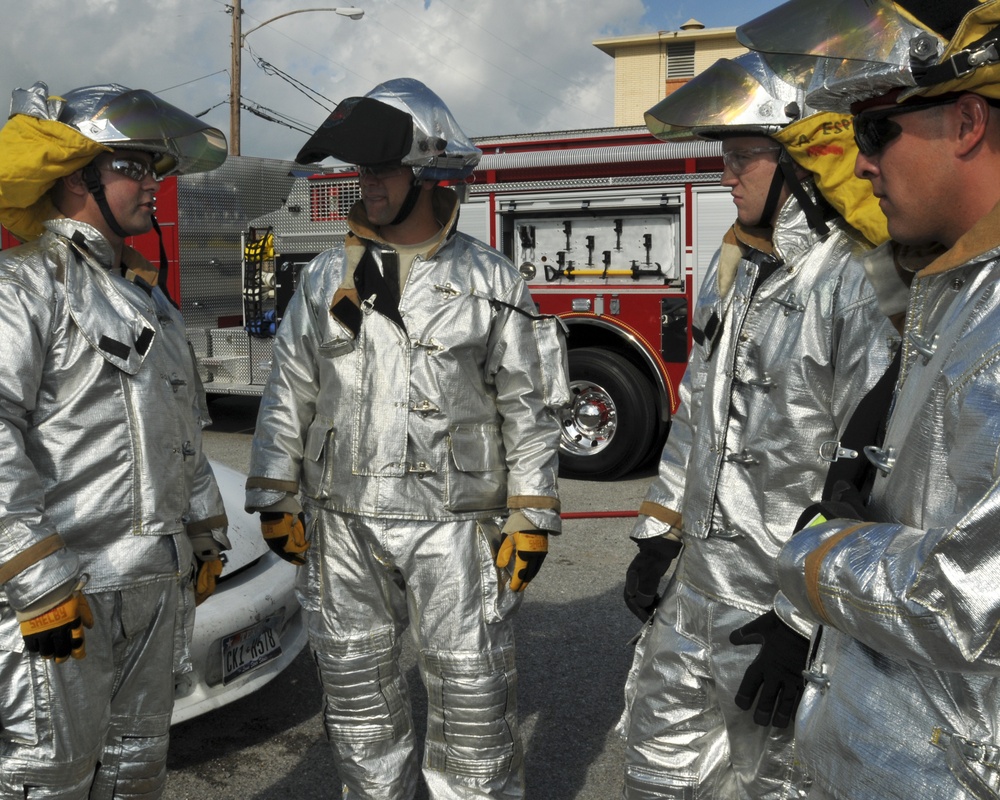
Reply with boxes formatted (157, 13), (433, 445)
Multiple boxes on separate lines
(164, 395), (654, 800)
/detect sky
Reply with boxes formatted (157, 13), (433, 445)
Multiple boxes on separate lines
(0, 0), (785, 161)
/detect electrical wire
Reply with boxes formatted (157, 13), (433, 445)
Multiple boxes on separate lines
(157, 70), (229, 95)
(193, 100), (229, 119)
(248, 46), (337, 112)
(195, 2), (615, 141)
(239, 97), (315, 135)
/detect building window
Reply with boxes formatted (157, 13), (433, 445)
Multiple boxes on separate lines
(666, 42), (695, 78)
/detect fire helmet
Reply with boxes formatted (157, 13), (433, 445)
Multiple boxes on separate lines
(736, 0), (1000, 110)
(0, 81), (226, 241)
(56, 83), (227, 178)
(644, 50), (888, 243)
(296, 77), (481, 181)
(644, 50), (814, 140)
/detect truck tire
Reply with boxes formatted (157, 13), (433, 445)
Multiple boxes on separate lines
(559, 347), (658, 481)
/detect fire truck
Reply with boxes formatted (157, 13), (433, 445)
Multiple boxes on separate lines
(2, 129), (735, 480)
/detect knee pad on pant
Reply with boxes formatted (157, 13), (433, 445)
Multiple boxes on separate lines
(422, 645), (521, 780)
(314, 630), (410, 744)
(624, 766), (700, 800)
(87, 732), (169, 799)
(0, 760), (96, 800)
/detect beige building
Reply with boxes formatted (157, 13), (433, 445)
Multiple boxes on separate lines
(593, 20), (746, 127)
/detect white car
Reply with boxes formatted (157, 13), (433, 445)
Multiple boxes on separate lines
(171, 459), (307, 725)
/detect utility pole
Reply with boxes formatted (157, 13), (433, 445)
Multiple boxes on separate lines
(228, 4), (364, 157)
(230, 0), (243, 156)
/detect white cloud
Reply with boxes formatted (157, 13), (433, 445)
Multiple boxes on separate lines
(0, 0), (763, 160)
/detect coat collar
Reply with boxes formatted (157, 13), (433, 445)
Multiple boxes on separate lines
(918, 197), (1000, 277)
(44, 218), (158, 375)
(346, 185), (461, 258)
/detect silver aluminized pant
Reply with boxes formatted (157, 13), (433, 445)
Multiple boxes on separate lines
(0, 580), (179, 799)
(302, 511), (524, 799)
(620, 580), (809, 799)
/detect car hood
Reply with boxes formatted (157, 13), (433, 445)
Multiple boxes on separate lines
(209, 459), (270, 574)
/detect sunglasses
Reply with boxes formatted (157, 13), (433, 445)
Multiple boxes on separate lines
(721, 146), (782, 176)
(853, 97), (958, 157)
(101, 157), (160, 183)
(357, 164), (412, 180)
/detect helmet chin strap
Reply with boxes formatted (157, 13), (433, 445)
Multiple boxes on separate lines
(81, 162), (177, 306)
(388, 178), (423, 226)
(81, 163), (130, 239)
(759, 161), (786, 229)
(757, 149), (830, 235)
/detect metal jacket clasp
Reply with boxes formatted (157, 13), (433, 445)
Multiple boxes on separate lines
(745, 373), (776, 388)
(773, 293), (805, 314)
(907, 330), (939, 362)
(819, 440), (858, 463)
(864, 444), (896, 475)
(724, 449), (760, 466)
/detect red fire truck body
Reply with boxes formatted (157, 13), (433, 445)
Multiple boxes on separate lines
(457, 129), (733, 478)
(1, 129), (735, 480)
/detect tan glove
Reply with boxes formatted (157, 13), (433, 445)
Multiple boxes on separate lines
(260, 512), (308, 566)
(189, 530), (229, 606)
(495, 531), (548, 592)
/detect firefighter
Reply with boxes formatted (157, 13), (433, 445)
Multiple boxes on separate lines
(618, 52), (899, 798)
(733, 1), (1000, 797)
(0, 81), (229, 798)
(245, 78), (569, 799)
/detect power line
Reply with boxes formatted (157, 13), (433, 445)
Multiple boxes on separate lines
(236, 2), (603, 132)
(240, 97), (315, 135)
(157, 70), (229, 95)
(247, 46), (337, 112)
(193, 100), (229, 119)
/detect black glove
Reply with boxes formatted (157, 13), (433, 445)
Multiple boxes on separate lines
(729, 609), (810, 728)
(623, 536), (682, 622)
(794, 479), (868, 531)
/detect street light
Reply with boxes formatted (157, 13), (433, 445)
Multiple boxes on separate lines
(229, 3), (364, 155)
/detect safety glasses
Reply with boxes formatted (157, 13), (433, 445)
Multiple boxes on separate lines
(721, 146), (782, 176)
(101, 157), (160, 183)
(853, 97), (958, 157)
(356, 164), (412, 180)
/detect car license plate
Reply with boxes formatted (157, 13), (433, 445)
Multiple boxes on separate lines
(222, 616), (282, 685)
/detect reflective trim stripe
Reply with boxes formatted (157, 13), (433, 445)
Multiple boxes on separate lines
(0, 534), (66, 584)
(186, 514), (229, 536)
(508, 494), (560, 512)
(638, 501), (682, 530)
(246, 476), (299, 494)
(804, 522), (871, 623)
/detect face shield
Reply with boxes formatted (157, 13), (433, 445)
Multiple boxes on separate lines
(296, 77), (481, 181)
(59, 85), (227, 177)
(644, 51), (813, 140)
(642, 50), (887, 242)
(735, 0), (1000, 110)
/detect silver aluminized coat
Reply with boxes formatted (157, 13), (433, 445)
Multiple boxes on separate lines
(632, 194), (895, 613)
(248, 192), (567, 528)
(0, 218), (224, 606)
(777, 209), (1000, 800)
(622, 189), (897, 799)
(0, 218), (225, 796)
